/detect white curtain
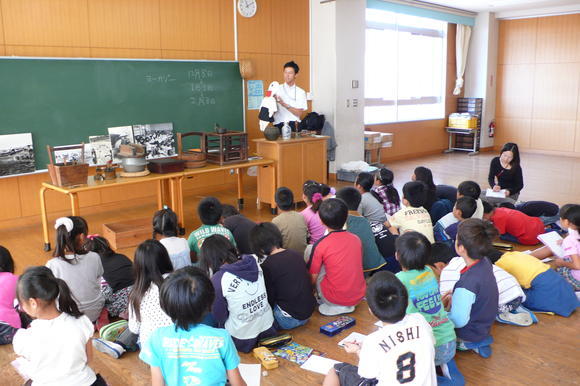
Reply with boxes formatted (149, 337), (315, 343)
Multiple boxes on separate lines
(453, 24), (472, 96)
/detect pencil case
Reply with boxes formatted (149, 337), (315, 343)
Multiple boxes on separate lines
(253, 346), (279, 370)
(493, 242), (514, 250)
(259, 333), (292, 348)
(320, 316), (356, 337)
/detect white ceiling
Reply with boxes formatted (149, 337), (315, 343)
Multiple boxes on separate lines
(419, 0), (580, 18)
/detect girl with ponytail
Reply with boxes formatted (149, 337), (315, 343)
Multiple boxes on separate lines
(13, 266), (107, 385)
(84, 235), (134, 318)
(46, 217), (105, 323)
(152, 207), (191, 270)
(301, 181), (326, 244)
(372, 168), (401, 216)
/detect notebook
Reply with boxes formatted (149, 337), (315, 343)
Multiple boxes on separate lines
(537, 231), (565, 258)
(485, 188), (507, 198)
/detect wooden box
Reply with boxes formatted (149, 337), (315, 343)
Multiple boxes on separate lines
(102, 218), (152, 250)
(203, 131), (248, 165)
(46, 144), (89, 187)
(147, 158), (185, 174)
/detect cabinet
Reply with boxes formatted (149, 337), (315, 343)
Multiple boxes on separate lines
(254, 136), (328, 212)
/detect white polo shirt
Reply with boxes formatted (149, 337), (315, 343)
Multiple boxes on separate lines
(273, 83), (307, 124)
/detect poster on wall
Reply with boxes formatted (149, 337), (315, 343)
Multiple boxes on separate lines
(247, 80), (264, 110)
(133, 123), (176, 160)
(89, 135), (113, 165)
(108, 126), (134, 163)
(0, 133), (36, 177)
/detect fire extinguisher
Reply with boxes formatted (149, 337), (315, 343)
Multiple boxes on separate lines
(488, 120), (495, 138)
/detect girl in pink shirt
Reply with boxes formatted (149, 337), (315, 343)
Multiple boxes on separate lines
(554, 204), (580, 291)
(301, 182), (326, 244)
(0, 246), (20, 329)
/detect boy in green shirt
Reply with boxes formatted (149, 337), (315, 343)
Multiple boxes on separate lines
(335, 187), (386, 272)
(187, 197), (237, 262)
(395, 231), (456, 367)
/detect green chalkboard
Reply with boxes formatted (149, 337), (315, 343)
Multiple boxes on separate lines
(0, 57), (244, 170)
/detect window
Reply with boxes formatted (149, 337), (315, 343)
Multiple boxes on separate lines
(365, 9), (447, 124)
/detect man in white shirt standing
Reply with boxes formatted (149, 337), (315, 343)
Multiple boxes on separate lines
(274, 61), (308, 132)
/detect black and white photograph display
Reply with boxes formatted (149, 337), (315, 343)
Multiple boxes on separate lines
(108, 126), (134, 163)
(0, 133), (36, 177)
(89, 135), (113, 165)
(53, 144), (94, 166)
(133, 122), (176, 159)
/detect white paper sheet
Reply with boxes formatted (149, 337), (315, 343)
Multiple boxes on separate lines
(537, 231), (565, 258)
(239, 363), (261, 386)
(300, 355), (340, 375)
(485, 188), (507, 198)
(338, 332), (367, 347)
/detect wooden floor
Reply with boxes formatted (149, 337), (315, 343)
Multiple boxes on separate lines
(1, 151), (579, 385)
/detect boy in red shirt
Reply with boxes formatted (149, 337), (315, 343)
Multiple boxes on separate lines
(308, 198), (366, 316)
(482, 201), (545, 245)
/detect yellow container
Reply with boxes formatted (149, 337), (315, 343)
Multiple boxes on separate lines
(448, 116), (477, 129)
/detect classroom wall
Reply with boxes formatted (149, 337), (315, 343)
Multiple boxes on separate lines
(495, 14), (580, 156)
(464, 12), (498, 149)
(365, 24), (462, 162)
(0, 0), (310, 227)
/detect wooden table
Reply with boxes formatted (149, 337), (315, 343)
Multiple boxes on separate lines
(174, 158), (275, 230)
(39, 158), (275, 251)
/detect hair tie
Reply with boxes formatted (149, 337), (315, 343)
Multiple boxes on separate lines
(87, 234), (99, 240)
(330, 187), (336, 196)
(312, 193), (323, 203)
(54, 217), (74, 233)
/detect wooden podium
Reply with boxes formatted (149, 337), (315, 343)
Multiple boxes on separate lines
(254, 136), (328, 213)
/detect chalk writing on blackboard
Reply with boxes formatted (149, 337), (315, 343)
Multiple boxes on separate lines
(190, 81), (214, 93)
(188, 69), (213, 81)
(187, 68), (217, 105)
(145, 74), (176, 83)
(189, 94), (216, 106)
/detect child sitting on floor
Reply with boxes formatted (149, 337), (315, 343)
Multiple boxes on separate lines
(394, 232), (456, 367)
(250, 223), (316, 330)
(437, 246), (532, 327)
(387, 181), (434, 243)
(0, 246), (20, 345)
(188, 197), (237, 262)
(153, 207), (191, 270)
(354, 172), (387, 224)
(554, 204), (580, 291)
(442, 219), (499, 357)
(457, 180), (484, 219)
(335, 187), (386, 272)
(492, 250), (578, 317)
(323, 271), (436, 386)
(84, 235), (134, 319)
(301, 181), (326, 245)
(272, 187), (308, 257)
(482, 201), (545, 245)
(93, 240), (174, 359)
(222, 204), (257, 255)
(372, 168), (401, 217)
(211, 249), (276, 352)
(13, 266), (107, 385)
(434, 196), (477, 245)
(140, 267), (246, 386)
(309, 198), (366, 316)
(46, 216), (105, 323)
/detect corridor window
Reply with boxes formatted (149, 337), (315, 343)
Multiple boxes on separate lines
(365, 9), (447, 124)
